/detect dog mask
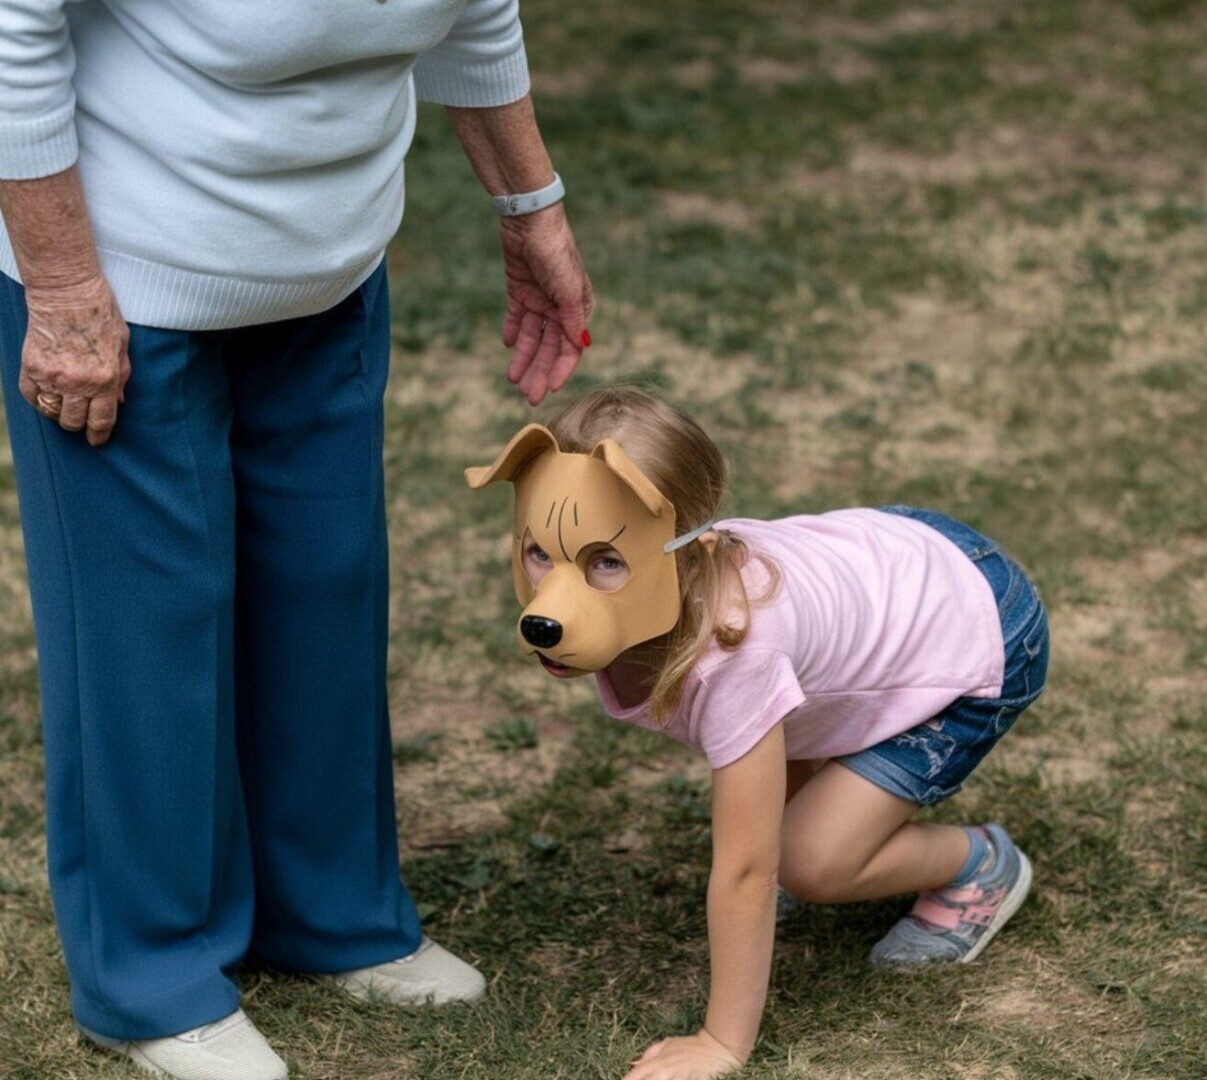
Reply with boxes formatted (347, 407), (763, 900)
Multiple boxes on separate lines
(466, 424), (689, 674)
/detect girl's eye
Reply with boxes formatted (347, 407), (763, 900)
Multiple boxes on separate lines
(526, 545), (551, 564)
(586, 550), (632, 584)
(584, 548), (630, 592)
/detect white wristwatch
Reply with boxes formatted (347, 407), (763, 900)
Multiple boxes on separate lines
(492, 173), (565, 217)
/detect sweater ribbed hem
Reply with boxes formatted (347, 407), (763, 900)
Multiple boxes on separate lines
(0, 232), (384, 330)
(0, 101), (80, 180)
(413, 45), (531, 107)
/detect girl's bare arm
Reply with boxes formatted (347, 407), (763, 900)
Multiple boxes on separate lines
(624, 725), (786, 1080)
(704, 724), (787, 1059)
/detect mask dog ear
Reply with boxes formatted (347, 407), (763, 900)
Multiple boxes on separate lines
(589, 439), (668, 517)
(465, 424), (560, 489)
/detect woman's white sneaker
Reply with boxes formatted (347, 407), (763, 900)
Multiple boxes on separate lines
(328, 937), (486, 1005)
(81, 1009), (288, 1080)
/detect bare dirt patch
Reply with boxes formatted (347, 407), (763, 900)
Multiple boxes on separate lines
(749, 292), (1038, 496)
(810, 7), (1003, 45)
(658, 191), (761, 232)
(670, 58), (716, 91)
(979, 977), (1114, 1035)
(848, 126), (1185, 190)
(529, 61), (609, 97)
(389, 686), (596, 855)
(738, 57), (813, 87)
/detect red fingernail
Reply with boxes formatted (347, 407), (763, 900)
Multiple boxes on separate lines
(581, 329), (592, 348)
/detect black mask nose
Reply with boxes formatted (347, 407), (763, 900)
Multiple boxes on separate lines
(520, 615), (563, 649)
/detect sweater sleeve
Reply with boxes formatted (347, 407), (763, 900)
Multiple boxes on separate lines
(412, 0), (530, 108)
(0, 0), (79, 179)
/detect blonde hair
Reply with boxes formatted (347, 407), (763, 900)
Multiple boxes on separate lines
(546, 387), (779, 722)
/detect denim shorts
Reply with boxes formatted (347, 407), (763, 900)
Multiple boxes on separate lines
(837, 506), (1050, 806)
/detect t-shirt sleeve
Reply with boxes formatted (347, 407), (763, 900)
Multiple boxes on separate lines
(0, 0), (79, 179)
(412, 0), (530, 107)
(684, 648), (805, 770)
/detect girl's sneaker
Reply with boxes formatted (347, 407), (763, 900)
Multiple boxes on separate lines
(869, 823), (1032, 968)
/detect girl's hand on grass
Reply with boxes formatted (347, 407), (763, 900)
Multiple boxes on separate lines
(498, 203), (593, 406)
(623, 1030), (744, 1080)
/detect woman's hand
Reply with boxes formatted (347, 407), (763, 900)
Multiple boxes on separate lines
(623, 1031), (744, 1080)
(18, 274), (130, 446)
(498, 202), (592, 406)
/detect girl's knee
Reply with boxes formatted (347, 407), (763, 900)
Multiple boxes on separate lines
(778, 849), (864, 904)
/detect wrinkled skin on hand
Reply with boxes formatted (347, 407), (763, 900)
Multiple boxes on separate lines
(499, 203), (593, 405)
(622, 1031), (745, 1080)
(18, 274), (131, 447)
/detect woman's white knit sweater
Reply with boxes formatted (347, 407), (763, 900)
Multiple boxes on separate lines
(0, 0), (530, 328)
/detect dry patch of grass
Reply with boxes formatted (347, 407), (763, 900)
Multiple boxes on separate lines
(391, 696), (567, 855)
(658, 192), (761, 232)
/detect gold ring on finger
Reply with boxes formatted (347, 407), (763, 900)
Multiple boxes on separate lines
(36, 391), (63, 418)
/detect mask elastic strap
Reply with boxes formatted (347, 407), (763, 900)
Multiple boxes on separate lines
(664, 519), (718, 554)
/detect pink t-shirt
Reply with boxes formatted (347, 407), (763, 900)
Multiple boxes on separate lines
(594, 509), (1006, 769)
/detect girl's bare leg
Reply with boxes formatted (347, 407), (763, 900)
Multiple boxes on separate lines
(778, 761), (971, 904)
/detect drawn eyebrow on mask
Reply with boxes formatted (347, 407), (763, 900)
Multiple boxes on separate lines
(575, 525), (628, 558)
(546, 501), (556, 529)
(556, 497), (571, 560)
(573, 501), (579, 527)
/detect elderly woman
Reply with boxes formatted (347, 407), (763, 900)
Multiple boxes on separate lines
(0, 1), (591, 1077)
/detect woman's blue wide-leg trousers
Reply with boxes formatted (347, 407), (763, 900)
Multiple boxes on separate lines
(0, 264), (421, 1040)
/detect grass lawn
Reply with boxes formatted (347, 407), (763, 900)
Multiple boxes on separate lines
(2, 1), (1206, 1077)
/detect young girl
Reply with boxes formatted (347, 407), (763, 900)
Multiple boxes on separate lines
(469, 388), (1049, 1080)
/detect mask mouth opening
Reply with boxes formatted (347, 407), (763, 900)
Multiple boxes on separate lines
(536, 653), (577, 675)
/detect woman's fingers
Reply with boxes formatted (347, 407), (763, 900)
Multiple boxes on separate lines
(85, 393), (119, 446)
(544, 344), (581, 396)
(506, 308), (547, 386)
(57, 393), (90, 432)
(517, 318), (566, 405)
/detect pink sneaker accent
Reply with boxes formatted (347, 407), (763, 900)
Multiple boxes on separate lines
(869, 823), (1032, 967)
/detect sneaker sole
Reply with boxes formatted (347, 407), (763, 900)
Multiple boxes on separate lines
(958, 850), (1033, 965)
(80, 1030), (169, 1079)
